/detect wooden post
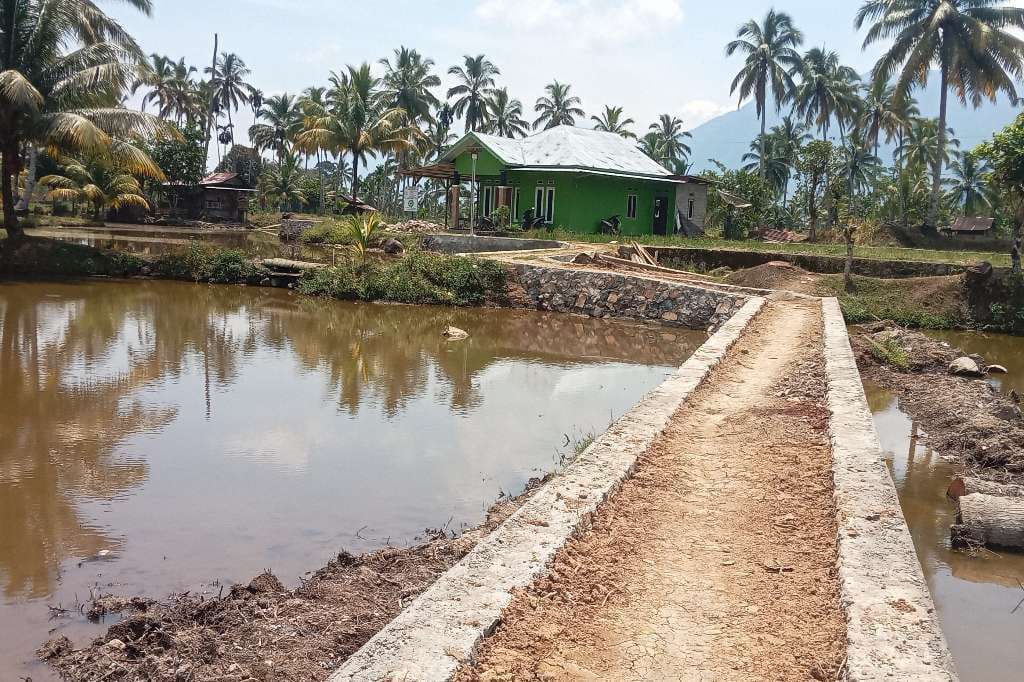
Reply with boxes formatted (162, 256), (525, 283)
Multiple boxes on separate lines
(448, 184), (460, 230)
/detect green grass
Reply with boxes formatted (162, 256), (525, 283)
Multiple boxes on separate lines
(150, 242), (270, 283)
(817, 274), (970, 330)
(864, 336), (911, 371)
(0, 236), (146, 277)
(521, 228), (1011, 268)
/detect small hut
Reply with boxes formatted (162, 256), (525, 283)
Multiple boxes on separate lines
(162, 172), (256, 223)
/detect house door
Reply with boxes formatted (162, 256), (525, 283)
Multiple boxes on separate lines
(653, 196), (669, 235)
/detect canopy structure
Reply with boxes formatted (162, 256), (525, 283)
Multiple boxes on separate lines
(400, 162), (456, 180)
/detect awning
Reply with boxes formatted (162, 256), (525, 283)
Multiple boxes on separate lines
(400, 162), (455, 180)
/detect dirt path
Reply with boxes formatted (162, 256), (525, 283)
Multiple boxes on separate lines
(457, 300), (846, 681)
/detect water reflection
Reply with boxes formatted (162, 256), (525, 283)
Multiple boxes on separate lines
(866, 382), (1024, 681)
(0, 279), (699, 679)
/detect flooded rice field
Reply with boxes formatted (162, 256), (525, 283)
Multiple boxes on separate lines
(867, 329), (1024, 682)
(0, 279), (702, 680)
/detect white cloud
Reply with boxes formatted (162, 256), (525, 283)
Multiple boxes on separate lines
(475, 0), (684, 49)
(678, 99), (733, 128)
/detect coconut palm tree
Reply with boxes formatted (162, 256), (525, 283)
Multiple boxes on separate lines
(842, 131), (883, 197)
(485, 88), (528, 138)
(859, 80), (912, 158)
(248, 94), (303, 160)
(638, 132), (662, 161)
(897, 117), (960, 174)
(259, 152), (306, 211)
(742, 133), (792, 199)
(39, 142), (165, 220)
(791, 47), (862, 140)
(591, 105), (636, 139)
(648, 114), (692, 169)
(205, 52), (253, 145)
(380, 47), (440, 125)
(447, 54), (499, 133)
(132, 54), (196, 120)
(297, 63), (422, 201)
(533, 81), (584, 130)
(945, 150), (994, 215)
(0, 0), (167, 240)
(726, 10), (804, 177)
(857, 0), (1024, 231)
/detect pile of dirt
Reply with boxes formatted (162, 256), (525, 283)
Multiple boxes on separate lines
(725, 261), (822, 294)
(41, 477), (550, 681)
(386, 219), (444, 234)
(853, 322), (1024, 476)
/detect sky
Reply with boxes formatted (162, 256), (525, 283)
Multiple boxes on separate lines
(106, 0), (1019, 151)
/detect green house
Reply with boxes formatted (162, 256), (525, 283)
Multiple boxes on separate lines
(408, 126), (710, 236)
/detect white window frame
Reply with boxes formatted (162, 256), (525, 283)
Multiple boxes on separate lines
(512, 187), (520, 221)
(482, 185), (493, 217)
(626, 193), (638, 220)
(543, 186), (556, 224)
(534, 186), (545, 220)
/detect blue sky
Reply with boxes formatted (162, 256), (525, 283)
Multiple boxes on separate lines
(107, 0), (1008, 142)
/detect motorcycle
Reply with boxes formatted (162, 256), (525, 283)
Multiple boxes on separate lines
(600, 214), (622, 236)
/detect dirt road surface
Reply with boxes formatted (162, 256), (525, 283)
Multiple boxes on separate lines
(457, 299), (846, 681)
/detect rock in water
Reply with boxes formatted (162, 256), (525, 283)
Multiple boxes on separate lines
(988, 364), (1009, 375)
(382, 238), (405, 256)
(443, 326), (469, 340)
(949, 357), (984, 378)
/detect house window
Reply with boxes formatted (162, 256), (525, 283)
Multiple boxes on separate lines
(512, 187), (520, 220)
(688, 199), (695, 219)
(482, 186), (493, 217)
(626, 193), (638, 219)
(534, 186), (544, 220)
(543, 187), (555, 224)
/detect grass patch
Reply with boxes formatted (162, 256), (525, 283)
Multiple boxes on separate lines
(520, 229), (1011, 268)
(0, 236), (145, 277)
(864, 336), (911, 371)
(817, 274), (969, 329)
(150, 242), (269, 284)
(298, 248), (507, 306)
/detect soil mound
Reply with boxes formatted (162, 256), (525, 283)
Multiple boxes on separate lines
(725, 261), (822, 293)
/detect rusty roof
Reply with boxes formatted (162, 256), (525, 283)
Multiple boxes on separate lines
(201, 172), (239, 185)
(946, 216), (994, 233)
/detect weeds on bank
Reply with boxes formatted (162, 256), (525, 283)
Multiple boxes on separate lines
(151, 242), (269, 284)
(822, 275), (968, 329)
(298, 248), (507, 306)
(864, 336), (911, 371)
(0, 237), (145, 277)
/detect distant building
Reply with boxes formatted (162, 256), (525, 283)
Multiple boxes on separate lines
(943, 216), (995, 237)
(162, 172), (256, 223)
(405, 126), (710, 235)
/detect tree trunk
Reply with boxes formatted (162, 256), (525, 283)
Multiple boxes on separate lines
(759, 104), (767, 180)
(202, 33), (219, 168)
(952, 493), (1024, 549)
(15, 147), (38, 212)
(926, 63), (949, 234)
(351, 152), (360, 202)
(1, 146), (23, 241)
(843, 226), (855, 293)
(808, 175), (819, 242)
(1013, 218), (1022, 275)
(948, 476), (1024, 500)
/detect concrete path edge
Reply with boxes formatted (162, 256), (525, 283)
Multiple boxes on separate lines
(329, 295), (767, 681)
(822, 297), (958, 681)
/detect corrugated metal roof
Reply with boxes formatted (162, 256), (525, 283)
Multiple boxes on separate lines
(201, 172), (239, 185)
(946, 216), (994, 233)
(445, 126), (686, 181)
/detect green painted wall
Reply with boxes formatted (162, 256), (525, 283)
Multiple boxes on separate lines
(453, 146), (505, 177)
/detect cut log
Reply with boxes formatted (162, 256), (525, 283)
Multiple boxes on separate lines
(947, 476), (1024, 500)
(952, 492), (1024, 549)
(261, 258), (326, 272)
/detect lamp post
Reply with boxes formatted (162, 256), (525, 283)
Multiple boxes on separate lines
(470, 150), (478, 236)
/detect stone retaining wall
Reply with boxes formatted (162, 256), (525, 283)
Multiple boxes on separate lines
(648, 245), (968, 279)
(509, 262), (747, 331)
(822, 297), (958, 680)
(330, 296), (767, 681)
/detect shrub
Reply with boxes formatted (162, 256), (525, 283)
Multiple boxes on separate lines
(865, 336), (911, 371)
(151, 243), (267, 283)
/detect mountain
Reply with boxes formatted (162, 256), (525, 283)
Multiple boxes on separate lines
(686, 74), (1020, 173)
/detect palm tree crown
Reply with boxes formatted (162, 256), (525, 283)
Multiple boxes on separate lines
(791, 47), (861, 140)
(591, 105), (636, 139)
(380, 46), (440, 125)
(533, 81), (585, 130)
(447, 54), (499, 132)
(485, 88), (528, 138)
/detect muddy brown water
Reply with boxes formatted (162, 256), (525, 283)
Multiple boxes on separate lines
(867, 329), (1024, 682)
(0, 279), (702, 680)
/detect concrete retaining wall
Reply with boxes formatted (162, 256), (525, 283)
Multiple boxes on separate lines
(423, 234), (566, 253)
(510, 262), (747, 331)
(822, 297), (957, 680)
(649, 245), (968, 279)
(330, 296), (767, 681)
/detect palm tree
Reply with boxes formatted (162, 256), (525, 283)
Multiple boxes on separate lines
(945, 150), (994, 215)
(648, 114), (692, 169)
(485, 88), (528, 138)
(259, 152), (306, 211)
(380, 47), (440, 125)
(297, 63), (421, 201)
(132, 54), (196, 120)
(533, 81), (584, 130)
(205, 52), (253, 145)
(726, 10), (804, 177)
(638, 132), (662, 161)
(0, 0), (165, 240)
(248, 94), (303, 160)
(842, 131), (883, 197)
(859, 80), (913, 158)
(447, 54), (499, 132)
(591, 105), (636, 139)
(39, 142), (165, 219)
(857, 0), (1024, 231)
(791, 47), (862, 140)
(343, 212), (385, 268)
(742, 134), (792, 199)
(897, 118), (959, 174)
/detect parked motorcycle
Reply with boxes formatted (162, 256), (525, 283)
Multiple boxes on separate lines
(522, 209), (546, 230)
(600, 214), (622, 235)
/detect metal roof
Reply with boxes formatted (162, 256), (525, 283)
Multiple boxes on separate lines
(945, 216), (994, 233)
(201, 172), (240, 186)
(443, 126), (694, 183)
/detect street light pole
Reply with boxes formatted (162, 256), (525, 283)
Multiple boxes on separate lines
(470, 150), (478, 237)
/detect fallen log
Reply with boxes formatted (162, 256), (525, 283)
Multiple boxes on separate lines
(948, 476), (1024, 500)
(594, 253), (715, 280)
(952, 492), (1024, 549)
(261, 258), (326, 272)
